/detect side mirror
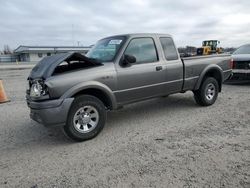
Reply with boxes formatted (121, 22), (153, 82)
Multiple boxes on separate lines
(121, 54), (136, 66)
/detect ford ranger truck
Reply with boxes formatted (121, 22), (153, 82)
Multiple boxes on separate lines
(26, 33), (232, 141)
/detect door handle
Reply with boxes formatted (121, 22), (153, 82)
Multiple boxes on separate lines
(156, 66), (163, 71)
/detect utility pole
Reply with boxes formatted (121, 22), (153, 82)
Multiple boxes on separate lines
(72, 24), (75, 46)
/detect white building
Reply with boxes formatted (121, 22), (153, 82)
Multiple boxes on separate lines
(14, 46), (92, 62)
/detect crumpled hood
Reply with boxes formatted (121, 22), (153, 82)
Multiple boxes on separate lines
(28, 52), (102, 79)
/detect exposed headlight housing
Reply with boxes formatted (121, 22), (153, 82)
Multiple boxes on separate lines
(29, 80), (48, 98)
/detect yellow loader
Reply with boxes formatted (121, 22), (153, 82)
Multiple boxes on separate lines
(197, 40), (223, 55)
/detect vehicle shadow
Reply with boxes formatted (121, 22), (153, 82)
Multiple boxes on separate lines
(107, 94), (197, 128)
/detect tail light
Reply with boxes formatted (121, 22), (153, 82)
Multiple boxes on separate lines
(230, 59), (235, 69)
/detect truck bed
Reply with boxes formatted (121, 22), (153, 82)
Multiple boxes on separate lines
(182, 54), (231, 91)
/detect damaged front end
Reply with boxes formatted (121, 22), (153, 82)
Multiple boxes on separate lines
(26, 52), (103, 101)
(26, 52), (103, 126)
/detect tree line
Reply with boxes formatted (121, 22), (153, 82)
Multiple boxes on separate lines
(0, 45), (13, 55)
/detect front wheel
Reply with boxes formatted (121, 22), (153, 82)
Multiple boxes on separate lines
(63, 95), (107, 141)
(193, 77), (219, 106)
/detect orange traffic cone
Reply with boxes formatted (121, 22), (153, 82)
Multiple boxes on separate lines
(0, 79), (10, 103)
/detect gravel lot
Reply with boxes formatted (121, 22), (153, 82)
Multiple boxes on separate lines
(0, 69), (249, 188)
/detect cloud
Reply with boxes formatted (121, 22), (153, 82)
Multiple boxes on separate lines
(0, 0), (249, 50)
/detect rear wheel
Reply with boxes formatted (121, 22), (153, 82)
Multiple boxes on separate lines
(63, 95), (107, 141)
(193, 77), (219, 106)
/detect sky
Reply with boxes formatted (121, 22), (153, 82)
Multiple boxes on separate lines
(0, 0), (250, 50)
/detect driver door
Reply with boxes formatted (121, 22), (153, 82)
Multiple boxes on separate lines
(114, 37), (166, 104)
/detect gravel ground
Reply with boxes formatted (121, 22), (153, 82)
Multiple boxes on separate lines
(0, 69), (249, 188)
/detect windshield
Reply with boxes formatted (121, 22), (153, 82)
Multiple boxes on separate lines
(86, 36), (126, 62)
(233, 44), (250, 55)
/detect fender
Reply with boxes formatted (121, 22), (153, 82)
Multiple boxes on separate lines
(194, 64), (223, 91)
(60, 81), (117, 109)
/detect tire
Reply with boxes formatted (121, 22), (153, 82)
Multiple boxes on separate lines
(193, 77), (219, 106)
(63, 95), (107, 141)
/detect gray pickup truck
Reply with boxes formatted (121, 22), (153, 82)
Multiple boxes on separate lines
(26, 33), (232, 141)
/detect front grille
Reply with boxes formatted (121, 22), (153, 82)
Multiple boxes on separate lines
(234, 61), (250, 69)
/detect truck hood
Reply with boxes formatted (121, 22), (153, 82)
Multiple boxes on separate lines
(28, 52), (102, 79)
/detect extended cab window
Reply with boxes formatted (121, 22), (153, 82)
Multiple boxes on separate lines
(124, 38), (158, 64)
(160, 37), (178, 61)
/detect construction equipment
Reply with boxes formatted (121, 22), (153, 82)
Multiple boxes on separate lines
(197, 40), (223, 55)
(0, 79), (10, 103)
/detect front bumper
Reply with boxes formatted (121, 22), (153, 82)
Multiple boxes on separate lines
(27, 97), (74, 127)
(232, 69), (250, 74)
(231, 69), (250, 80)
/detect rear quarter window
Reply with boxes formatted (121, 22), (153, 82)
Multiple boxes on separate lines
(160, 37), (179, 61)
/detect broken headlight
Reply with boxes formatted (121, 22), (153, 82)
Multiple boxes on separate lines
(30, 80), (48, 98)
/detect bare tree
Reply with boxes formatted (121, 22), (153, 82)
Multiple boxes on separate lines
(3, 45), (12, 54)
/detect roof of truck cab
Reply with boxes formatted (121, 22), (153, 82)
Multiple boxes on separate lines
(102, 33), (172, 39)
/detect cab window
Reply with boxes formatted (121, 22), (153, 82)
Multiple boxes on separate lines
(160, 37), (178, 61)
(124, 38), (158, 64)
